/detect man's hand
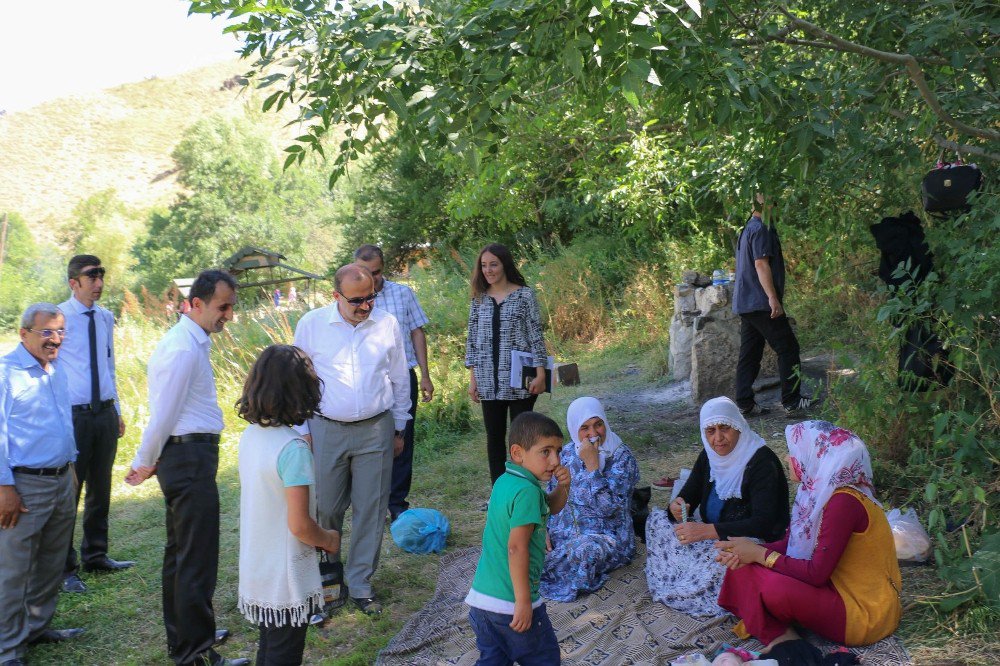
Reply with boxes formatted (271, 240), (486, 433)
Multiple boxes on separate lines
(420, 375), (434, 402)
(0, 485), (28, 529)
(510, 599), (533, 633)
(125, 465), (157, 486)
(322, 529), (341, 556)
(393, 433), (405, 458)
(768, 295), (785, 319)
(118, 416), (127, 438)
(578, 439), (600, 472)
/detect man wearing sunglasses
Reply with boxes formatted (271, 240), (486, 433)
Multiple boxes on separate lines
(58, 255), (133, 596)
(1, 303), (84, 665)
(353, 244), (434, 523)
(293, 264), (411, 616)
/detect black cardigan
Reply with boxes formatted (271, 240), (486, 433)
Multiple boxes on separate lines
(673, 446), (790, 542)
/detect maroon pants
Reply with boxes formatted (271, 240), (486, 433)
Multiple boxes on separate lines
(717, 563), (847, 645)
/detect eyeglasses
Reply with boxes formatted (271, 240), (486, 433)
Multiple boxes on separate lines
(337, 292), (377, 306)
(28, 329), (67, 339)
(76, 267), (106, 280)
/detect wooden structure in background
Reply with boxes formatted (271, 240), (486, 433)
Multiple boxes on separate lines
(221, 246), (325, 307)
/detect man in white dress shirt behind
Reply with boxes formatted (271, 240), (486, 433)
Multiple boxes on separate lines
(58, 255), (133, 595)
(293, 264), (410, 616)
(125, 270), (248, 666)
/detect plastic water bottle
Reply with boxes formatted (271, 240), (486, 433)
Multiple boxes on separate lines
(711, 269), (727, 285)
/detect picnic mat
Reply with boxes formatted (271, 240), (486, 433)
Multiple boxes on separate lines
(376, 545), (912, 666)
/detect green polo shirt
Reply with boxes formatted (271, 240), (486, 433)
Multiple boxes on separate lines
(466, 461), (550, 613)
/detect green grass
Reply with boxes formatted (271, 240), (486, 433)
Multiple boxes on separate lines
(13, 310), (997, 665)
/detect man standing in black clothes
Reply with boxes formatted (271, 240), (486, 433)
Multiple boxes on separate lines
(732, 193), (810, 417)
(59, 255), (133, 594)
(126, 270), (248, 666)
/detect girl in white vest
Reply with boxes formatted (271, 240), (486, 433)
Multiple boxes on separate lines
(236, 345), (341, 665)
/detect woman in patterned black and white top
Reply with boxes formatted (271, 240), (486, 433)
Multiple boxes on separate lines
(465, 243), (548, 484)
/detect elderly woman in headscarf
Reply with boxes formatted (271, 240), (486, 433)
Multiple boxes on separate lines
(645, 397), (790, 617)
(715, 421), (902, 655)
(539, 397), (639, 602)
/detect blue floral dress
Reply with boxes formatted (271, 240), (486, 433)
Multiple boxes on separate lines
(540, 444), (640, 601)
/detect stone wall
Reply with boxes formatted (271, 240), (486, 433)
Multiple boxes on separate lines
(668, 280), (778, 403)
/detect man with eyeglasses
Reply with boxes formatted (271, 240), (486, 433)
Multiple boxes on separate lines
(293, 264), (411, 616)
(353, 244), (434, 522)
(0, 303), (85, 665)
(58, 255), (133, 596)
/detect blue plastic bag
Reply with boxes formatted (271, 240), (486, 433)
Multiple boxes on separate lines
(390, 508), (450, 554)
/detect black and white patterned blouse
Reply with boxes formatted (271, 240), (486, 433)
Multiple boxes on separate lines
(465, 286), (548, 401)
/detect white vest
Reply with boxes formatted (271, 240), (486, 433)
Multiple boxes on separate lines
(238, 424), (324, 626)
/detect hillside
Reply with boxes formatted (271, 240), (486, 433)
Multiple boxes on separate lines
(0, 59), (304, 239)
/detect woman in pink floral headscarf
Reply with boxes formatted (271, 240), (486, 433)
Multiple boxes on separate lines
(713, 421), (902, 652)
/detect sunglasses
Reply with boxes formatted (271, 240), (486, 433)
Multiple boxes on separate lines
(337, 292), (377, 306)
(28, 328), (67, 339)
(77, 267), (106, 280)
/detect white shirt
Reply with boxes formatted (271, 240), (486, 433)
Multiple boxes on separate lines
(131, 315), (224, 469)
(293, 304), (411, 432)
(58, 295), (119, 410)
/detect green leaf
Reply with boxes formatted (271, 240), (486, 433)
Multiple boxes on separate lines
(563, 44), (584, 80)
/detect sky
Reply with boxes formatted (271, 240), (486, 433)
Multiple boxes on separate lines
(0, 0), (240, 113)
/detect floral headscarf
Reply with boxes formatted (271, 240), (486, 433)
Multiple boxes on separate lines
(700, 397), (766, 500)
(566, 397), (623, 471)
(785, 420), (879, 559)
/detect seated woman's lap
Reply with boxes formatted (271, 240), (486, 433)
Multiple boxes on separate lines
(718, 564), (847, 645)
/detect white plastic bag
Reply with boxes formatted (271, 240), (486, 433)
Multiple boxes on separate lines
(886, 507), (932, 562)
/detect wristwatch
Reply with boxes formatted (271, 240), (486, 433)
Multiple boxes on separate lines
(394, 429), (405, 438)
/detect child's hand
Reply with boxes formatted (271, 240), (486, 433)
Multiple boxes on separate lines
(545, 533), (553, 552)
(553, 464), (571, 489)
(510, 600), (533, 633)
(323, 529), (341, 556)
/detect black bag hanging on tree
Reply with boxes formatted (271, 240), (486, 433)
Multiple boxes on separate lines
(921, 161), (982, 214)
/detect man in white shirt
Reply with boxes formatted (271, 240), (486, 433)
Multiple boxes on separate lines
(58, 255), (132, 595)
(353, 244), (434, 522)
(294, 264), (410, 616)
(125, 270), (248, 666)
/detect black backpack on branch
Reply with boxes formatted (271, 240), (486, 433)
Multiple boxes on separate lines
(921, 162), (982, 214)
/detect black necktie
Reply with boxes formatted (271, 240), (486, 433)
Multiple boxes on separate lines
(85, 310), (100, 410)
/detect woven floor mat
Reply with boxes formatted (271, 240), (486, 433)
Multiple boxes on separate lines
(376, 545), (912, 665)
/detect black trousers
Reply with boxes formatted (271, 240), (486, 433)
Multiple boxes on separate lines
(481, 397), (538, 484)
(388, 368), (419, 519)
(65, 405), (119, 574)
(157, 438), (220, 665)
(257, 622), (308, 665)
(735, 311), (802, 410)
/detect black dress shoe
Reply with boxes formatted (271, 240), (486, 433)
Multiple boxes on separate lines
(351, 596), (383, 615)
(30, 627), (85, 644)
(82, 557), (135, 573)
(213, 629), (230, 646)
(61, 574), (88, 593)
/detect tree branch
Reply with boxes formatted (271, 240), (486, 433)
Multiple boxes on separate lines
(776, 7), (1000, 142)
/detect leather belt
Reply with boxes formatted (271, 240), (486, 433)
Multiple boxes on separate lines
(72, 399), (115, 413)
(166, 433), (221, 445)
(12, 463), (73, 476)
(317, 410), (388, 426)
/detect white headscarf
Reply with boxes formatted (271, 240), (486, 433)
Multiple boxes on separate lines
(566, 397), (623, 471)
(699, 397), (766, 501)
(785, 420), (879, 559)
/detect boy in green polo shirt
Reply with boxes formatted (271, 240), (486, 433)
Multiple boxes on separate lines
(465, 412), (570, 665)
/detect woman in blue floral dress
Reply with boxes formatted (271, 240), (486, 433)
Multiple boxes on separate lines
(540, 397), (640, 602)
